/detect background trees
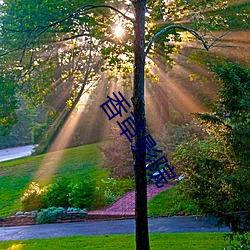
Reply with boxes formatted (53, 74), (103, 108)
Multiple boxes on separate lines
(0, 74), (18, 136)
(1, 0), (247, 140)
(173, 60), (250, 233)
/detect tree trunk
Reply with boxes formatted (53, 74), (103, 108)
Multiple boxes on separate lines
(131, 1), (150, 250)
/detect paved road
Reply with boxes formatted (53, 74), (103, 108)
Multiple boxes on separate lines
(0, 145), (37, 162)
(0, 216), (230, 241)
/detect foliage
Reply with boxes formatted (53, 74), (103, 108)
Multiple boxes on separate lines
(155, 121), (206, 156)
(223, 232), (250, 250)
(19, 167), (132, 212)
(92, 177), (118, 208)
(113, 177), (135, 197)
(0, 0), (240, 133)
(0, 74), (18, 136)
(172, 61), (250, 233)
(36, 206), (64, 224)
(0, 104), (45, 149)
(206, 2), (250, 31)
(20, 182), (45, 212)
(32, 123), (48, 144)
(92, 177), (134, 208)
(98, 124), (133, 178)
(67, 207), (86, 213)
(43, 177), (71, 208)
(24, 178), (94, 211)
(68, 179), (95, 209)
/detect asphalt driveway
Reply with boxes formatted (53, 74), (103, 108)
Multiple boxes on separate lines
(0, 216), (230, 241)
(0, 145), (36, 162)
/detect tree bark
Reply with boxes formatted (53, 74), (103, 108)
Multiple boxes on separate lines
(131, 1), (150, 250)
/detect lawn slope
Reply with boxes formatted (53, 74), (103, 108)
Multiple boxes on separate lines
(0, 142), (103, 217)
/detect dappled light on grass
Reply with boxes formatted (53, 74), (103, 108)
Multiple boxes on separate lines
(0, 233), (231, 249)
(6, 243), (23, 250)
(35, 93), (90, 184)
(34, 77), (125, 184)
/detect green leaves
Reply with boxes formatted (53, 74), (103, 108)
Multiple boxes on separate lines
(0, 75), (18, 135)
(173, 61), (250, 233)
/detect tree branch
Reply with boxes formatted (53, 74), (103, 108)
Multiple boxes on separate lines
(1, 4), (134, 33)
(0, 4), (134, 57)
(83, 5), (134, 23)
(145, 25), (210, 56)
(36, 4), (134, 31)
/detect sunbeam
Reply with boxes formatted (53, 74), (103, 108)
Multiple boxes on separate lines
(35, 92), (90, 184)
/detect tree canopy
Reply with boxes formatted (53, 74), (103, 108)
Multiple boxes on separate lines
(1, 0), (247, 134)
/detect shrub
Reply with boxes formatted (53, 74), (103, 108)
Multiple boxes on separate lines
(98, 124), (133, 178)
(36, 206), (64, 224)
(223, 232), (250, 250)
(67, 207), (86, 213)
(172, 61), (250, 233)
(43, 177), (71, 208)
(92, 177), (134, 209)
(68, 180), (94, 209)
(155, 121), (206, 156)
(32, 123), (47, 144)
(21, 182), (45, 211)
(112, 177), (134, 197)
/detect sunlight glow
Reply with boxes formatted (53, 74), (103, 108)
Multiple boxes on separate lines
(114, 24), (124, 38)
(35, 92), (90, 184)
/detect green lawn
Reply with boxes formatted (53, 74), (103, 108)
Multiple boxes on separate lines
(0, 141), (197, 218)
(0, 143), (105, 217)
(0, 233), (231, 250)
(148, 186), (199, 217)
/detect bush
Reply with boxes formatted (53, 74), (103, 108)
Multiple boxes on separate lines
(68, 180), (94, 209)
(43, 177), (71, 208)
(98, 124), (133, 178)
(21, 182), (45, 211)
(67, 207), (86, 213)
(92, 177), (134, 209)
(93, 178), (118, 208)
(223, 232), (250, 250)
(32, 123), (47, 144)
(155, 121), (206, 156)
(172, 61), (250, 233)
(114, 177), (134, 195)
(36, 206), (64, 224)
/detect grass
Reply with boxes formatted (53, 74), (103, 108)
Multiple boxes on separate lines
(0, 233), (231, 250)
(148, 186), (199, 217)
(0, 143), (105, 217)
(0, 140), (196, 218)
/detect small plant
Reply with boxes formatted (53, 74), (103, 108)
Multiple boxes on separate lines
(43, 177), (71, 208)
(21, 182), (45, 211)
(68, 180), (94, 209)
(36, 206), (64, 224)
(67, 207), (87, 213)
(223, 232), (250, 250)
(92, 177), (119, 208)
